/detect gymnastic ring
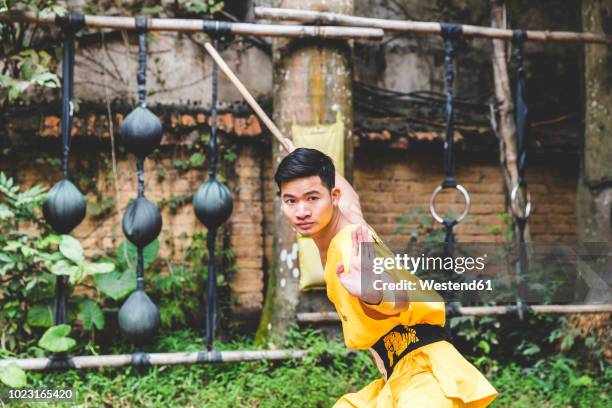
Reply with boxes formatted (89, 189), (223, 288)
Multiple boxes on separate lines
(510, 182), (532, 219)
(429, 183), (471, 225)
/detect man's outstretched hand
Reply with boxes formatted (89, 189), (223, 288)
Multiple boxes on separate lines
(336, 225), (383, 305)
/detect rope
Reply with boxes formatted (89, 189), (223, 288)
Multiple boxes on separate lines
(437, 24), (464, 340)
(52, 14), (84, 329)
(134, 22), (148, 294)
(55, 14), (84, 180)
(136, 247), (145, 291)
(205, 228), (217, 351)
(209, 38), (219, 179)
(440, 23), (463, 244)
(511, 30), (530, 320)
(205, 36), (221, 352)
(136, 17), (148, 106)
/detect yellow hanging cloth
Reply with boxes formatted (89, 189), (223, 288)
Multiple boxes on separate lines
(292, 112), (345, 291)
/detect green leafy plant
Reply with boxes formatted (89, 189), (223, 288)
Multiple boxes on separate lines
(0, 1), (66, 105)
(50, 235), (115, 286)
(395, 207), (473, 242)
(150, 230), (235, 330)
(94, 239), (159, 301)
(0, 172), (57, 351)
(0, 363), (27, 387)
(0, 172), (118, 354)
(38, 324), (76, 353)
(41, 235), (114, 339)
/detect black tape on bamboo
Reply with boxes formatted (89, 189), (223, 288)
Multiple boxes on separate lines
(118, 17), (162, 346)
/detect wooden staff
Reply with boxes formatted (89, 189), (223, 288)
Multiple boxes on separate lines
(0, 12), (384, 40)
(0, 349), (307, 371)
(297, 304), (612, 322)
(254, 7), (612, 45)
(203, 42), (293, 152)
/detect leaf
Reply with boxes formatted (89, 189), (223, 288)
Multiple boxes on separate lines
(477, 340), (491, 354)
(190, 152), (206, 166)
(38, 324), (76, 352)
(50, 260), (79, 278)
(27, 303), (54, 327)
(116, 239), (159, 269)
(93, 268), (136, 301)
(59, 235), (84, 263)
(41, 234), (63, 247)
(571, 375), (593, 386)
(0, 364), (27, 387)
(0, 203), (14, 219)
(141, 5), (164, 14)
(68, 263), (86, 285)
(85, 262), (115, 275)
(78, 299), (105, 331)
(521, 344), (541, 356)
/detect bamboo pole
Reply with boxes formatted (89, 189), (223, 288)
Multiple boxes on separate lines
(0, 12), (384, 40)
(0, 349), (307, 371)
(254, 7), (612, 45)
(297, 304), (612, 322)
(203, 42), (293, 152)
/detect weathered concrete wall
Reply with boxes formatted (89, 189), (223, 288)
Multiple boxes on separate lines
(73, 33), (272, 107)
(58, 0), (581, 118)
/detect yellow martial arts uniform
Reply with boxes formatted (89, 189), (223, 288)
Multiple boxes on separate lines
(325, 224), (498, 408)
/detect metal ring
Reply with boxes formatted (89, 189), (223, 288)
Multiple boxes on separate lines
(510, 183), (532, 219)
(429, 183), (471, 224)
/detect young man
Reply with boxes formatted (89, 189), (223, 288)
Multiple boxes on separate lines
(275, 146), (497, 407)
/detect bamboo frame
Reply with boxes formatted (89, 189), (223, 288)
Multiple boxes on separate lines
(203, 42), (293, 152)
(297, 304), (612, 322)
(0, 12), (383, 40)
(0, 349), (307, 371)
(254, 7), (612, 45)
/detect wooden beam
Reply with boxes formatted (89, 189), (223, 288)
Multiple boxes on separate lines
(0, 349), (307, 371)
(255, 6), (612, 44)
(0, 12), (384, 40)
(297, 304), (612, 322)
(203, 42), (292, 152)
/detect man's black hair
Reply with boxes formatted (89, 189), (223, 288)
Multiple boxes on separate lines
(274, 147), (335, 192)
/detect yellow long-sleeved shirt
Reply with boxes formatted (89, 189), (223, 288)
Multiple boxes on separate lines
(325, 224), (497, 407)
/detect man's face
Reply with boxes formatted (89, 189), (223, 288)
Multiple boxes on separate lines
(280, 175), (340, 237)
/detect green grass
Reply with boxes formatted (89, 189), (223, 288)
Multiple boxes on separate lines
(3, 327), (610, 407)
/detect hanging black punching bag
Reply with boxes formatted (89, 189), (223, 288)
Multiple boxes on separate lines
(118, 289), (160, 344)
(118, 17), (162, 345)
(122, 196), (162, 247)
(193, 179), (233, 230)
(43, 179), (86, 234)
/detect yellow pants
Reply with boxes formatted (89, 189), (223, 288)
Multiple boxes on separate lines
(333, 343), (497, 408)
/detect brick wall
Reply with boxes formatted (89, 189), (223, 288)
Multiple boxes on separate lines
(2, 144), (579, 320)
(352, 150), (578, 244)
(228, 144), (265, 317)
